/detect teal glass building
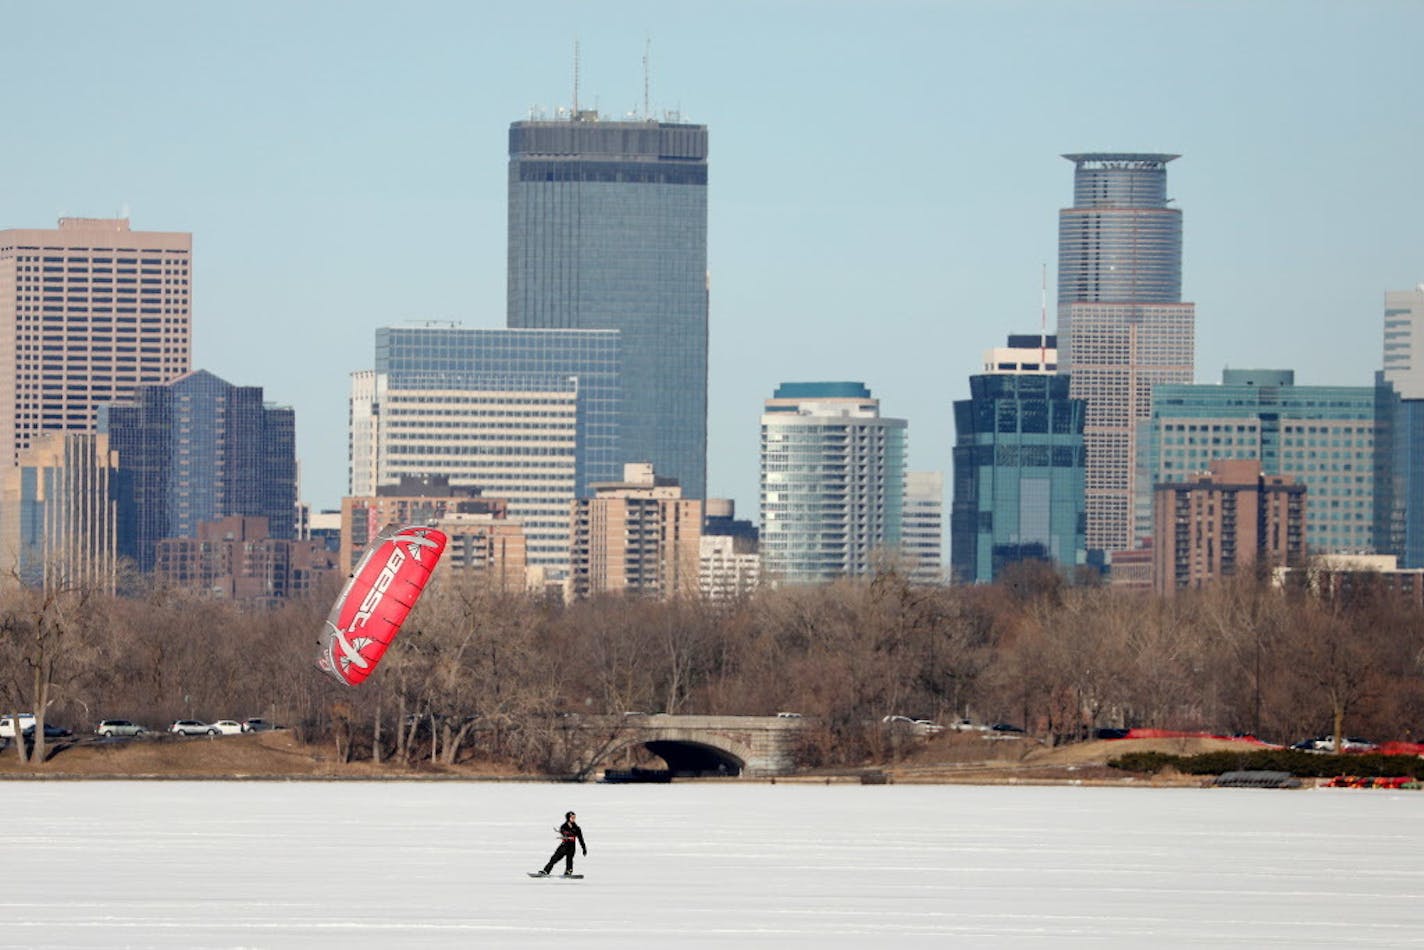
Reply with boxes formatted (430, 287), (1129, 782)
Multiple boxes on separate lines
(507, 117), (708, 498)
(951, 373), (1086, 583)
(1141, 370), (1396, 556)
(1391, 399), (1424, 567)
(760, 382), (906, 584)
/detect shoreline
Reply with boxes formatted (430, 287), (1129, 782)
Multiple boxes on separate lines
(0, 731), (1379, 788)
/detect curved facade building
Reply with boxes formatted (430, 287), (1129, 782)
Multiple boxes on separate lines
(1058, 153), (1181, 306)
(760, 382), (906, 584)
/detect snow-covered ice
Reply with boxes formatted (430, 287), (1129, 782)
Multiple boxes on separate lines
(3, 780), (1421, 948)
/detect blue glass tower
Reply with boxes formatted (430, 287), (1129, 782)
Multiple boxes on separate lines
(508, 117), (708, 498)
(100, 370), (296, 573)
(951, 373), (1086, 583)
(1392, 398), (1424, 567)
(374, 324), (621, 499)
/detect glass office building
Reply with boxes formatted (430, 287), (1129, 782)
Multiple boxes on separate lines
(1391, 398), (1424, 568)
(371, 324), (621, 500)
(507, 117), (708, 498)
(951, 373), (1086, 583)
(1056, 154), (1194, 556)
(1140, 370), (1395, 556)
(100, 370), (296, 573)
(760, 382), (906, 584)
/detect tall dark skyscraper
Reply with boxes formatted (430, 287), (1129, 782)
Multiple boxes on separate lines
(1056, 153), (1194, 556)
(507, 114), (709, 498)
(100, 370), (296, 572)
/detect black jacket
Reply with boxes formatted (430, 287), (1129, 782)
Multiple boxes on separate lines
(558, 820), (587, 854)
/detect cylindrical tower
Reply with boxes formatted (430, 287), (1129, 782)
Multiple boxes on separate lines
(1057, 153), (1181, 306)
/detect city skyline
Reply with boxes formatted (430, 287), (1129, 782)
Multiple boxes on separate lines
(0, 3), (1418, 518)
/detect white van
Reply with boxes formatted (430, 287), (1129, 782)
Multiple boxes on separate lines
(0, 713), (37, 738)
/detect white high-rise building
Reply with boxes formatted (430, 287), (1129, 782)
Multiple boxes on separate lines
(349, 370), (579, 569)
(759, 382), (907, 585)
(902, 471), (944, 585)
(981, 333), (1058, 375)
(698, 534), (760, 601)
(1384, 286), (1424, 399)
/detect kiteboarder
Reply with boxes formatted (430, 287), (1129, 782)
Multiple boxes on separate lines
(535, 811), (587, 877)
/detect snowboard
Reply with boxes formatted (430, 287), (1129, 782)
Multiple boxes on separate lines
(528, 872), (583, 879)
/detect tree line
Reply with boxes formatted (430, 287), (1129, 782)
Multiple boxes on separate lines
(3, 562), (1422, 770)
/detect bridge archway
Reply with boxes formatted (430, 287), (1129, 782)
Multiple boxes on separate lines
(600, 737), (747, 778)
(646, 740), (744, 777)
(567, 715), (802, 779)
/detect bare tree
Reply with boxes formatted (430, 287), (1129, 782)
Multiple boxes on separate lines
(1276, 572), (1394, 746)
(0, 575), (104, 765)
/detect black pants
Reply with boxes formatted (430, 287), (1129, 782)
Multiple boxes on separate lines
(542, 840), (577, 874)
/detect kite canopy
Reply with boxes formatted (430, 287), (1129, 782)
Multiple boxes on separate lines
(316, 525), (447, 687)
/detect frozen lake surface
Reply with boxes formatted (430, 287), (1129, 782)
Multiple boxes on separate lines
(3, 780), (1421, 948)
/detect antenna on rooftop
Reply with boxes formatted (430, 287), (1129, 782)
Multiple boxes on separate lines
(643, 36), (651, 119)
(572, 38), (580, 115)
(1040, 263), (1048, 370)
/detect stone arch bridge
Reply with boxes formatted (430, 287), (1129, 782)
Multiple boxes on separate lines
(563, 714), (807, 779)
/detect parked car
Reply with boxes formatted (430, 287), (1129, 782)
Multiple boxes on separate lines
(983, 722), (1027, 740)
(1292, 735), (1375, 753)
(881, 715), (942, 736)
(211, 720), (244, 735)
(241, 718), (277, 733)
(0, 715), (62, 738)
(0, 713), (37, 738)
(170, 720), (217, 736)
(96, 719), (147, 737)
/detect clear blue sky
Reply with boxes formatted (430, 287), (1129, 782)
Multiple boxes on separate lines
(3, 1), (1420, 517)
